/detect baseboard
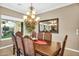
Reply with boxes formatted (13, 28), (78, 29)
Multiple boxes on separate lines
(1, 38), (11, 41)
(65, 48), (79, 53)
(0, 44), (13, 49)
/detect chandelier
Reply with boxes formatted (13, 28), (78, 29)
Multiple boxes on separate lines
(23, 3), (40, 32)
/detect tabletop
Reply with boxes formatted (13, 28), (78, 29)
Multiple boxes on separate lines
(34, 41), (61, 56)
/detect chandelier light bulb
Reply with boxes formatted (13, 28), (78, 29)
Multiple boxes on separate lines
(26, 11), (30, 15)
(23, 16), (27, 20)
(32, 10), (36, 14)
(31, 15), (35, 19)
(29, 19), (32, 22)
(35, 17), (40, 21)
(54, 24), (57, 25)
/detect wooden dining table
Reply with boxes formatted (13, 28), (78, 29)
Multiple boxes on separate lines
(34, 41), (61, 56)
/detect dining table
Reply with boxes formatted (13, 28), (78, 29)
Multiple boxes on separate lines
(34, 40), (61, 56)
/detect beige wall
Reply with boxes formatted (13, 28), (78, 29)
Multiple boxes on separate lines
(38, 3), (79, 50)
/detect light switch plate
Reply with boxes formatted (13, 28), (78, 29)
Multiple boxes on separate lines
(76, 29), (79, 36)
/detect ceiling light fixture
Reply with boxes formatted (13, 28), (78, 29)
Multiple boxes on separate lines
(23, 3), (40, 32)
(23, 3), (40, 22)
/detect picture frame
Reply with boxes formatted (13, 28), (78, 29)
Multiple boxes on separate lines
(38, 18), (59, 33)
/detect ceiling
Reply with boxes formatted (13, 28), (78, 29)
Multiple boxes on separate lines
(0, 3), (72, 14)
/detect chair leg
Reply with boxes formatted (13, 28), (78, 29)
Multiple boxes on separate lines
(34, 53), (36, 56)
(13, 45), (15, 55)
(24, 51), (27, 56)
(17, 49), (20, 56)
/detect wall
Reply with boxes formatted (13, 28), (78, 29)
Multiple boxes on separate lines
(37, 3), (79, 50)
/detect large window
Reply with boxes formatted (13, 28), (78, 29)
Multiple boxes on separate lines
(0, 15), (23, 40)
(1, 19), (16, 39)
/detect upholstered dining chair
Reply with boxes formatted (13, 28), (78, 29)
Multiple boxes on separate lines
(12, 33), (17, 55)
(38, 32), (44, 40)
(15, 31), (36, 56)
(24, 35), (48, 56)
(24, 36), (35, 56)
(31, 31), (37, 38)
(15, 31), (26, 56)
(36, 32), (48, 45)
(44, 32), (52, 44)
(53, 42), (61, 56)
(59, 35), (68, 56)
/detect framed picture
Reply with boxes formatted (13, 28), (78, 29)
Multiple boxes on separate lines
(38, 18), (59, 33)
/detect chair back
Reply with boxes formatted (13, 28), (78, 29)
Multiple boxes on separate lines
(44, 32), (52, 44)
(12, 33), (17, 47)
(59, 35), (68, 56)
(38, 32), (43, 40)
(15, 31), (26, 55)
(12, 32), (18, 55)
(31, 31), (36, 38)
(24, 36), (35, 56)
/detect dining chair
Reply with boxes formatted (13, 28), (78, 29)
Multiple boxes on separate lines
(53, 42), (61, 56)
(15, 31), (26, 56)
(44, 32), (52, 44)
(59, 35), (68, 56)
(24, 36), (35, 56)
(36, 32), (48, 45)
(24, 35), (48, 56)
(38, 32), (44, 40)
(12, 32), (17, 55)
(53, 48), (61, 56)
(31, 31), (37, 38)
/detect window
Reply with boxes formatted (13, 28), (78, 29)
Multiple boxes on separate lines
(1, 19), (16, 39)
(0, 15), (23, 40)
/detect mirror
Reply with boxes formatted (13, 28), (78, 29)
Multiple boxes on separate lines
(39, 18), (59, 33)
